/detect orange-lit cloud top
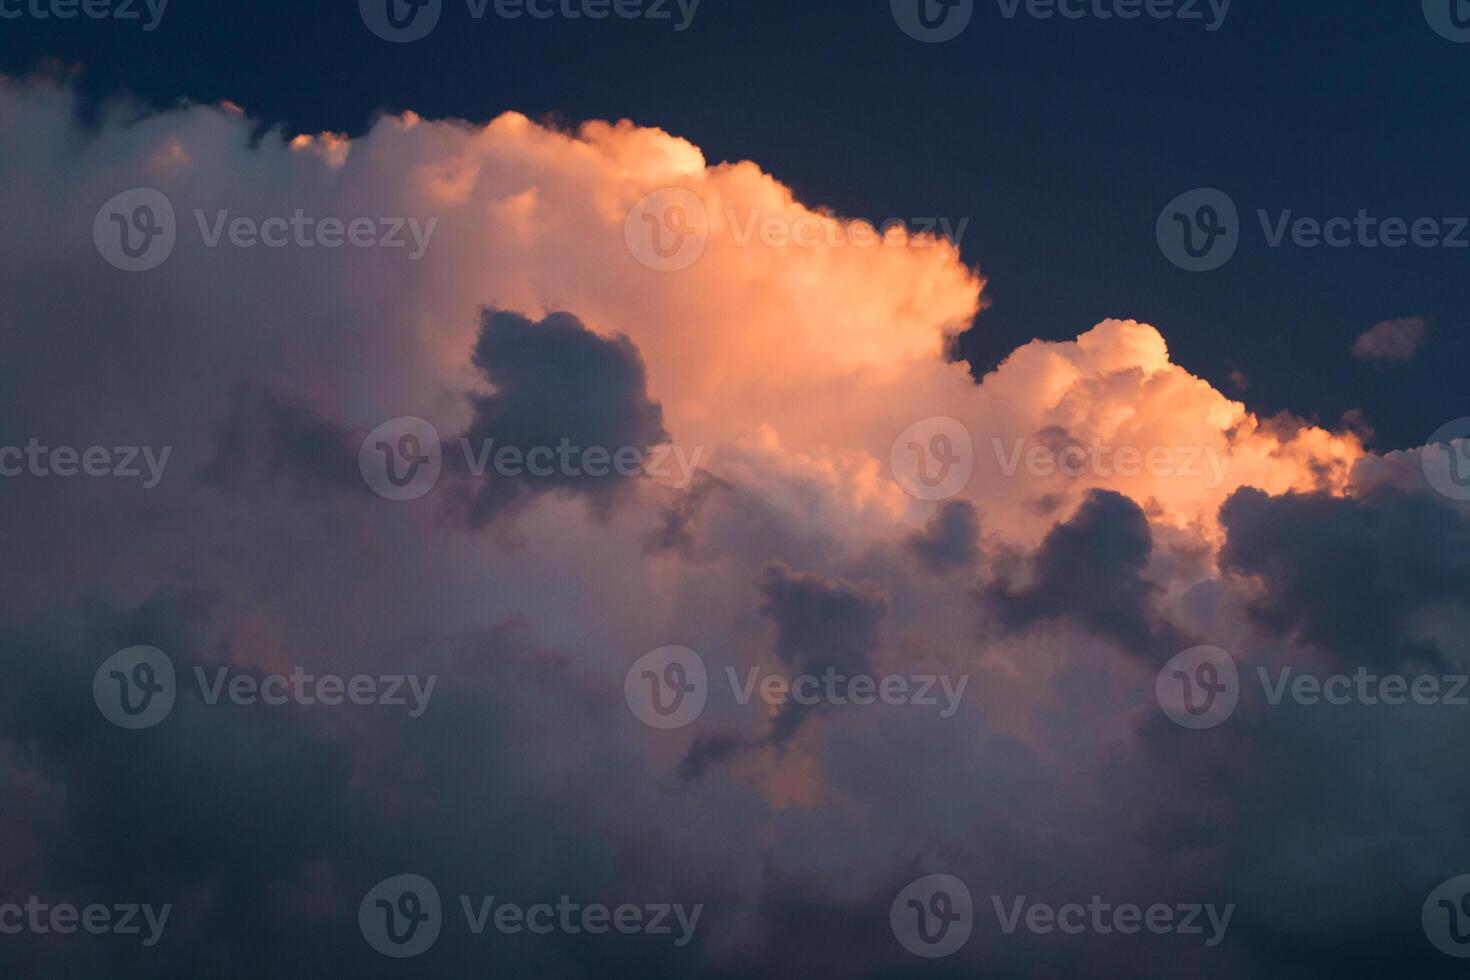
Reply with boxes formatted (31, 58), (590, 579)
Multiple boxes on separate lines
(1, 75), (1367, 572)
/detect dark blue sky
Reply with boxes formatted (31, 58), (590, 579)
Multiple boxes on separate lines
(4, 0), (1465, 448)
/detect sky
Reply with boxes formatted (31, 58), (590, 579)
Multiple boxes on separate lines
(1, 1), (1470, 977)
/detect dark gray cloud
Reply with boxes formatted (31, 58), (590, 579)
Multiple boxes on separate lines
(678, 563), (891, 782)
(983, 489), (1189, 664)
(451, 309), (669, 529)
(905, 500), (981, 575)
(643, 472), (729, 557)
(1220, 486), (1470, 670)
(201, 388), (359, 495)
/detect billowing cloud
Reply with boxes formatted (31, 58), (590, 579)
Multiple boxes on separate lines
(1, 73), (1466, 980)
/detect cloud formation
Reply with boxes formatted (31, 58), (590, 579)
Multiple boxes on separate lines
(1, 74), (1467, 979)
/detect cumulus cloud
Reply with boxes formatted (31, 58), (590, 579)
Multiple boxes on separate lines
(2, 74), (1465, 980)
(1220, 486), (1470, 671)
(983, 489), (1191, 663)
(450, 309), (669, 528)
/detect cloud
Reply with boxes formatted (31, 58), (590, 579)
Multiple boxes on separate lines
(449, 309), (669, 528)
(1, 73), (1464, 979)
(983, 489), (1190, 663)
(1220, 486), (1470, 670)
(202, 388), (360, 496)
(1351, 316), (1427, 363)
(906, 499), (981, 574)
